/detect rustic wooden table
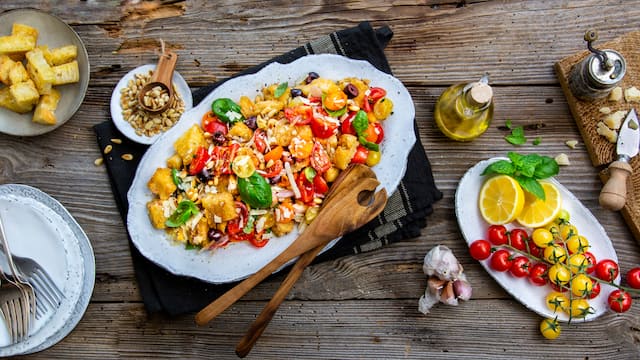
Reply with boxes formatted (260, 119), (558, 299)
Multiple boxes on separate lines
(2, 1), (640, 359)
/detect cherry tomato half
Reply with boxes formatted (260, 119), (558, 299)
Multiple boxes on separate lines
(595, 259), (619, 282)
(284, 105), (312, 125)
(310, 141), (331, 174)
(311, 111), (339, 138)
(351, 146), (369, 164)
(189, 146), (210, 175)
(626, 267), (640, 289)
(608, 289), (632, 313)
(487, 225), (508, 246)
(340, 111), (357, 136)
(253, 128), (268, 153)
(490, 249), (512, 272)
(469, 239), (492, 261)
(202, 111), (228, 135)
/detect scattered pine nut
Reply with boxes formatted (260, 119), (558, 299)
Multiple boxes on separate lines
(111, 138), (123, 144)
(555, 153), (570, 166)
(94, 158), (104, 166)
(565, 140), (578, 149)
(121, 154), (134, 161)
(103, 145), (113, 154)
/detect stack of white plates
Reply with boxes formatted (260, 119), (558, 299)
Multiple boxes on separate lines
(0, 184), (95, 356)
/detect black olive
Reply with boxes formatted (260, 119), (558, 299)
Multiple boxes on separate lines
(290, 88), (303, 98)
(208, 229), (223, 242)
(244, 116), (257, 130)
(268, 175), (281, 185)
(305, 71), (319, 84)
(211, 131), (226, 145)
(197, 168), (212, 182)
(344, 83), (359, 98)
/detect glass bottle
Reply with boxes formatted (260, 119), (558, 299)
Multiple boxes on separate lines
(434, 74), (494, 141)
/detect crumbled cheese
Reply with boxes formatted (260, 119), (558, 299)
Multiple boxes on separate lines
(597, 121), (618, 143)
(565, 140), (578, 149)
(225, 110), (242, 122)
(555, 153), (570, 166)
(599, 106), (612, 115)
(227, 176), (237, 192)
(284, 161), (301, 199)
(603, 110), (626, 130)
(609, 86), (623, 102)
(625, 86), (640, 102)
(213, 215), (222, 223)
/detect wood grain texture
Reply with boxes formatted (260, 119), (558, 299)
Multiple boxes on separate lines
(0, 0), (638, 358)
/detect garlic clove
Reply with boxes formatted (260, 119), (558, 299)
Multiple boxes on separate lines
(440, 281), (459, 306)
(453, 279), (472, 301)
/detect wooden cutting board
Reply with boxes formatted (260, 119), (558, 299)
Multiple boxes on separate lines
(555, 30), (640, 242)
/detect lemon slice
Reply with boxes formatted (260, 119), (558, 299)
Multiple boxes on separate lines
(516, 181), (562, 228)
(478, 175), (525, 225)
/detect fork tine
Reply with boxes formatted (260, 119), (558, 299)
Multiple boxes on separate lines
(35, 267), (63, 302)
(29, 274), (57, 310)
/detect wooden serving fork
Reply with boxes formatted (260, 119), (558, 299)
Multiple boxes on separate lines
(194, 164), (387, 333)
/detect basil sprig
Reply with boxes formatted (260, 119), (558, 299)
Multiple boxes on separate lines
(350, 110), (380, 151)
(481, 152), (559, 200)
(165, 200), (199, 228)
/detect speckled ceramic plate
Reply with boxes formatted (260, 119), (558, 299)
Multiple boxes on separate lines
(127, 54), (416, 284)
(110, 64), (193, 145)
(0, 184), (95, 356)
(456, 158), (619, 322)
(0, 9), (90, 136)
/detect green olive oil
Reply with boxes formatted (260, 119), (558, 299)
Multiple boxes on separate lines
(434, 77), (494, 141)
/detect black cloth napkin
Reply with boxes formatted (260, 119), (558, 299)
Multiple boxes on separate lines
(94, 21), (442, 316)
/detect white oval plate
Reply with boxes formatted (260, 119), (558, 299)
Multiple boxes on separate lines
(456, 158), (619, 322)
(0, 184), (95, 356)
(127, 54), (416, 284)
(0, 9), (90, 136)
(110, 64), (192, 145)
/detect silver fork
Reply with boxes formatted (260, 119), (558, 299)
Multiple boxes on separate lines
(0, 215), (58, 319)
(0, 276), (30, 343)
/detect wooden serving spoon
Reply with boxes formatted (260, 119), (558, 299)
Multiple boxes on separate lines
(234, 165), (381, 357)
(137, 51), (178, 114)
(194, 164), (387, 327)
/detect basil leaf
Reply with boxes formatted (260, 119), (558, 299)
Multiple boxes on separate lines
(481, 160), (515, 176)
(238, 172), (272, 208)
(274, 82), (288, 98)
(185, 243), (200, 250)
(171, 168), (183, 187)
(325, 105), (347, 118)
(505, 126), (526, 145)
(352, 110), (369, 135)
(358, 135), (380, 151)
(533, 156), (559, 180)
(505, 119), (513, 129)
(515, 175), (546, 201)
(533, 137), (541, 145)
(518, 154), (542, 178)
(165, 200), (199, 228)
(212, 98), (244, 124)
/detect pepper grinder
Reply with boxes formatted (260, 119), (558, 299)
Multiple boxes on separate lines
(568, 29), (626, 101)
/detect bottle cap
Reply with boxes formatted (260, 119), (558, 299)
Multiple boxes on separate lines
(470, 82), (493, 105)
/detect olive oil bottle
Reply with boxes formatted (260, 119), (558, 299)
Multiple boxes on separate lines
(434, 74), (494, 141)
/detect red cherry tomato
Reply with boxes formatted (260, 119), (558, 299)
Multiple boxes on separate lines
(583, 251), (597, 274)
(550, 282), (568, 293)
(262, 159), (283, 178)
(249, 232), (268, 248)
(310, 141), (331, 174)
(284, 105), (312, 125)
(487, 225), (508, 246)
(509, 256), (531, 278)
(588, 279), (601, 299)
(340, 112), (357, 135)
(202, 111), (228, 135)
(371, 122), (384, 143)
(188, 146), (210, 175)
(608, 289), (632, 313)
(310, 111), (339, 138)
(312, 173), (329, 194)
(253, 128), (268, 153)
(295, 172), (315, 204)
(529, 263), (548, 286)
(595, 259), (619, 282)
(508, 228), (528, 252)
(351, 146), (369, 164)
(363, 87), (387, 113)
(226, 201), (248, 236)
(469, 240), (492, 261)
(490, 249), (513, 272)
(626, 267), (640, 289)
(526, 239), (543, 258)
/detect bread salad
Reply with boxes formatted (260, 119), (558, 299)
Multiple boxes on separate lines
(146, 72), (394, 250)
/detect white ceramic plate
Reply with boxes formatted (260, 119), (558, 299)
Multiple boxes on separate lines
(0, 184), (95, 356)
(127, 54), (416, 284)
(110, 64), (193, 145)
(456, 158), (619, 322)
(0, 9), (90, 136)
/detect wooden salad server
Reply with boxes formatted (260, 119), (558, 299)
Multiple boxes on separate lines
(234, 165), (382, 357)
(195, 164), (388, 328)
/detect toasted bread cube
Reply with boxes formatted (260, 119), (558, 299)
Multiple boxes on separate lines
(0, 86), (33, 113)
(146, 199), (168, 229)
(147, 168), (177, 200)
(201, 192), (237, 222)
(26, 48), (54, 94)
(10, 79), (39, 106)
(52, 60), (79, 85)
(173, 124), (206, 165)
(166, 154), (183, 169)
(32, 88), (61, 125)
(8, 61), (29, 85)
(45, 45), (77, 66)
(0, 55), (16, 85)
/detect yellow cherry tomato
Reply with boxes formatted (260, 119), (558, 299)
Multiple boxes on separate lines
(543, 244), (567, 264)
(566, 235), (590, 254)
(570, 274), (594, 298)
(231, 154), (256, 178)
(548, 263), (571, 287)
(559, 224), (578, 242)
(373, 97), (394, 120)
(540, 318), (561, 340)
(545, 222), (561, 238)
(569, 298), (592, 318)
(366, 150), (381, 167)
(532, 228), (554, 248)
(324, 90), (347, 111)
(545, 292), (569, 313)
(567, 253), (588, 274)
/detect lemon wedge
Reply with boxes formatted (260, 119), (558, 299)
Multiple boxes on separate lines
(478, 175), (525, 225)
(516, 181), (562, 228)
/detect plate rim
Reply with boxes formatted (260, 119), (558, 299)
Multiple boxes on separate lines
(0, 8), (90, 136)
(126, 53), (416, 284)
